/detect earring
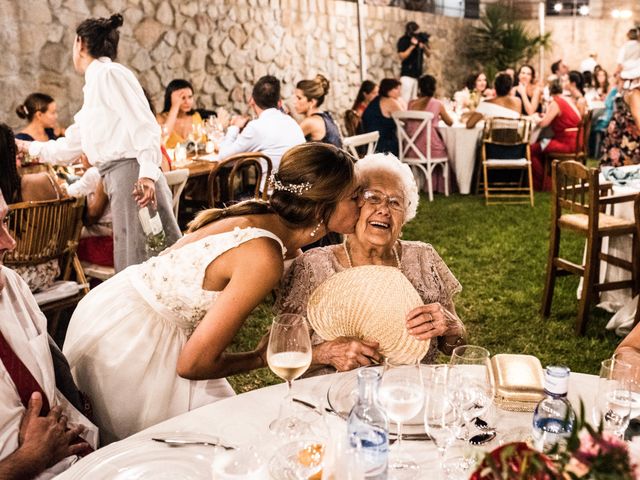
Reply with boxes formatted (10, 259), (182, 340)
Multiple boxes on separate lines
(310, 220), (323, 238)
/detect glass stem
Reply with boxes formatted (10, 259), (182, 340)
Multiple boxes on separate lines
(396, 421), (403, 450)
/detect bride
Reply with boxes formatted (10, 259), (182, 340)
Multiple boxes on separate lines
(62, 143), (359, 443)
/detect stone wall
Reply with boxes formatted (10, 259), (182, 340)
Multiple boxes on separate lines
(1, 0), (469, 131)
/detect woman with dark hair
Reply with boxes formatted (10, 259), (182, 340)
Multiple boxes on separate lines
(407, 75), (452, 160)
(0, 124), (63, 204)
(466, 73), (522, 128)
(62, 143), (360, 443)
(362, 78), (405, 155)
(568, 70), (587, 116)
(294, 74), (342, 148)
(157, 79), (203, 148)
(352, 80), (378, 116)
(17, 13), (181, 273)
(514, 64), (542, 115)
(14, 93), (60, 141)
(593, 67), (610, 100)
(530, 78), (583, 190)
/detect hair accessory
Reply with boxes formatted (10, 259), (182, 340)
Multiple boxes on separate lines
(269, 174), (313, 195)
(310, 220), (323, 238)
(22, 105), (29, 116)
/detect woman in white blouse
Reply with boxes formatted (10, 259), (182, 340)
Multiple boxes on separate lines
(16, 14), (181, 272)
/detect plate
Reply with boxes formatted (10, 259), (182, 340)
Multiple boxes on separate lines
(67, 433), (218, 479)
(327, 367), (428, 434)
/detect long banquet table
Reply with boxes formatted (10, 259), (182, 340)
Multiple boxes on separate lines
(57, 370), (598, 478)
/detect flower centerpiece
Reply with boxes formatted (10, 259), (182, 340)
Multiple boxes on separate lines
(471, 404), (638, 479)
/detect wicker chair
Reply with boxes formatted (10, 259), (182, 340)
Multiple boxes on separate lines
(207, 152), (272, 208)
(4, 197), (88, 335)
(541, 160), (640, 335)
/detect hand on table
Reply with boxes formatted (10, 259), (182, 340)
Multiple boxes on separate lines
(132, 177), (156, 208)
(405, 303), (449, 341)
(313, 337), (381, 372)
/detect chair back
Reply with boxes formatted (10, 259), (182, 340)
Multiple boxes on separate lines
(482, 117), (532, 146)
(343, 109), (362, 137)
(551, 159), (599, 217)
(207, 152), (272, 208)
(342, 131), (379, 159)
(163, 168), (189, 219)
(4, 197), (86, 281)
(577, 110), (593, 158)
(392, 110), (434, 163)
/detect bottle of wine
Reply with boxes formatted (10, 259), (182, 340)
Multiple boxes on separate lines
(347, 369), (389, 479)
(135, 182), (167, 258)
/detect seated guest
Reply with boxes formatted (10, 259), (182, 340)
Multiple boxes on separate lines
(276, 153), (466, 376)
(407, 74), (453, 159)
(600, 63), (640, 166)
(454, 72), (491, 112)
(66, 156), (113, 268)
(362, 78), (405, 155)
(156, 79), (203, 148)
(15, 93), (61, 142)
(593, 66), (610, 100)
(567, 70), (587, 117)
(0, 190), (97, 479)
(513, 64), (542, 115)
(294, 74), (342, 148)
(218, 75), (305, 188)
(352, 80), (379, 117)
(531, 79), (583, 190)
(466, 73), (522, 129)
(0, 124), (63, 203)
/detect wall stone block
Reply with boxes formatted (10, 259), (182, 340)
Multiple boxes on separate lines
(156, 1), (173, 25)
(134, 18), (164, 50)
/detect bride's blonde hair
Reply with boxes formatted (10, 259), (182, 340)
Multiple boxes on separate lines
(187, 143), (355, 232)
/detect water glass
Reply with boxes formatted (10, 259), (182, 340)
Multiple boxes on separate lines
(593, 357), (632, 438)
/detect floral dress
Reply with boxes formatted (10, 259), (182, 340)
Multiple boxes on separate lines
(600, 91), (640, 167)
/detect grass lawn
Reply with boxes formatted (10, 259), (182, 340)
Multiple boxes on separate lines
(227, 191), (625, 394)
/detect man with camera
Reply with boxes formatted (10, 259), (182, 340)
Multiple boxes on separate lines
(397, 21), (430, 103)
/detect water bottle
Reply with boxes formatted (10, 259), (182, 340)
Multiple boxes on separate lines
(135, 182), (167, 258)
(531, 365), (576, 456)
(347, 369), (389, 479)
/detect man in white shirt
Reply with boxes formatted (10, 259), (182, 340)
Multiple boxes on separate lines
(218, 75), (305, 189)
(0, 191), (98, 479)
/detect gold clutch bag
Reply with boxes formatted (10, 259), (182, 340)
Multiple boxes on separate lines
(491, 354), (544, 412)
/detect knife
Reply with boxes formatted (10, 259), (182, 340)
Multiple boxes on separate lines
(151, 437), (235, 450)
(292, 397), (341, 416)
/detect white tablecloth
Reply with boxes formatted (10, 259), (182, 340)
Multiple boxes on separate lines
(438, 123), (483, 195)
(57, 371), (598, 478)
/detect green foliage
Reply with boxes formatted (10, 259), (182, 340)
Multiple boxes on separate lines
(227, 191), (622, 394)
(464, 1), (550, 80)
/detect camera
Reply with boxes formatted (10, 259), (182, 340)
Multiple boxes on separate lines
(412, 32), (430, 45)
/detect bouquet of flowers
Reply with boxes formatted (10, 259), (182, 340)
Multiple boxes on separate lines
(471, 404), (638, 480)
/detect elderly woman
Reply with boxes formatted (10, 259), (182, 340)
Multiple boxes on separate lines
(276, 153), (466, 375)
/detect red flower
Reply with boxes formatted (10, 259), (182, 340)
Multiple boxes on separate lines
(471, 442), (561, 480)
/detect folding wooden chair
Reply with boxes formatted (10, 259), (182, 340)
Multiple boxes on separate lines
(207, 152), (272, 208)
(541, 160), (640, 335)
(393, 110), (449, 202)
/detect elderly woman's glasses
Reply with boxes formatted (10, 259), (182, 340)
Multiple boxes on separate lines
(361, 189), (405, 212)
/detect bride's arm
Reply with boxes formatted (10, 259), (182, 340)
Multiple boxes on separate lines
(176, 238), (284, 380)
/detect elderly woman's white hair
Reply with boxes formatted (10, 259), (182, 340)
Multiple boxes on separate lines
(355, 153), (419, 222)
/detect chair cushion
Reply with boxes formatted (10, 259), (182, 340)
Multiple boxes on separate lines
(33, 280), (84, 306)
(485, 158), (529, 167)
(559, 213), (636, 233)
(13, 259), (60, 293)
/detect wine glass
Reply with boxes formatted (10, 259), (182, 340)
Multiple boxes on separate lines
(378, 358), (424, 475)
(267, 314), (312, 432)
(593, 357), (633, 439)
(423, 365), (462, 477)
(188, 123), (204, 158)
(448, 345), (494, 470)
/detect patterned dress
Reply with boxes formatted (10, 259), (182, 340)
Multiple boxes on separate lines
(600, 91), (640, 167)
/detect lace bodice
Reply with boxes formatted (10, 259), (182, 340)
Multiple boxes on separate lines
(134, 227), (286, 336)
(276, 241), (462, 367)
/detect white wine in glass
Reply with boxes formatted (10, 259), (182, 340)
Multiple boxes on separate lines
(267, 314), (311, 432)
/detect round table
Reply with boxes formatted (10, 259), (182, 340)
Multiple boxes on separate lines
(57, 371), (598, 478)
(437, 123), (483, 195)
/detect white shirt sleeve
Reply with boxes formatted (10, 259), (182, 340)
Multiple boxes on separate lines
(28, 124), (83, 165)
(66, 167), (100, 198)
(218, 123), (259, 160)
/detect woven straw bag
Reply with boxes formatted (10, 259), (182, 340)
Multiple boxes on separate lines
(307, 265), (430, 364)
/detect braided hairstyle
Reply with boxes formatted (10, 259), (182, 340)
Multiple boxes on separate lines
(0, 124), (21, 204)
(76, 13), (123, 60)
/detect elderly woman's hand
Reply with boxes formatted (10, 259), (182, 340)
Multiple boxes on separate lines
(313, 337), (382, 372)
(405, 303), (448, 341)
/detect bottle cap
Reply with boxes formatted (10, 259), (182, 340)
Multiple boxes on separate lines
(544, 365), (570, 395)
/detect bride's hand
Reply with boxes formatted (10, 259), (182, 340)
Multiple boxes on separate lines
(313, 337), (381, 372)
(405, 303), (448, 341)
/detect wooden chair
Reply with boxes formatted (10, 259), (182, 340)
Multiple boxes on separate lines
(342, 131), (379, 160)
(164, 168), (190, 219)
(541, 160), (640, 335)
(392, 110), (449, 202)
(478, 117), (534, 206)
(207, 152), (272, 208)
(542, 110), (593, 181)
(4, 197), (89, 336)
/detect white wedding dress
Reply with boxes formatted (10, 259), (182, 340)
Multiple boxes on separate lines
(63, 227), (286, 444)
